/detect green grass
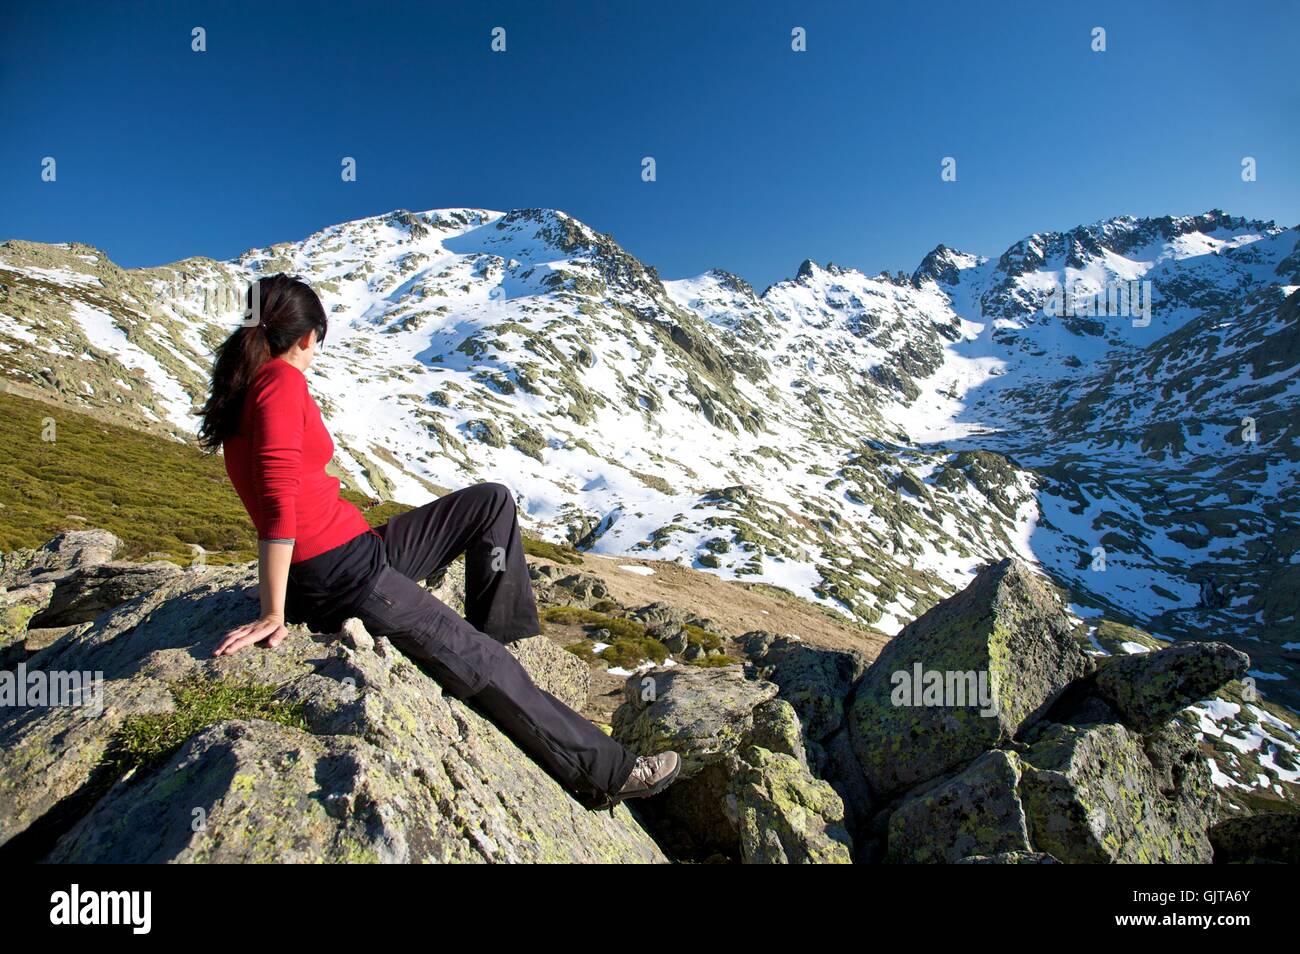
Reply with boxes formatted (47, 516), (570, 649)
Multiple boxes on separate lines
(540, 605), (646, 639)
(683, 623), (723, 652)
(688, 654), (737, 668)
(521, 534), (584, 565)
(106, 675), (308, 777)
(0, 390), (417, 565)
(0, 391), (260, 563)
(599, 635), (669, 669)
(546, 606), (733, 668)
(564, 641), (597, 663)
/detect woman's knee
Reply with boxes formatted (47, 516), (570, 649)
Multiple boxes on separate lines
(472, 481), (514, 511)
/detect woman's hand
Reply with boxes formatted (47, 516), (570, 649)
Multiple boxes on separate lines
(213, 613), (288, 656)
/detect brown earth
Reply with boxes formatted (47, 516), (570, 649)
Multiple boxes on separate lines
(529, 551), (891, 726)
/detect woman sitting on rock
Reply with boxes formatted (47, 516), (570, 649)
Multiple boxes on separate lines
(197, 274), (680, 811)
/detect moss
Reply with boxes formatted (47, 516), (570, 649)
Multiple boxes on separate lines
(540, 605), (646, 639)
(599, 635), (669, 669)
(564, 641), (596, 664)
(688, 654), (737, 668)
(682, 623), (723, 651)
(522, 534), (584, 565)
(0, 390), (259, 563)
(106, 676), (308, 778)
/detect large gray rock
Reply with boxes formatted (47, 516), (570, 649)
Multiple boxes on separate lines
(611, 666), (848, 862)
(749, 697), (808, 768)
(0, 562), (666, 863)
(631, 602), (689, 629)
(742, 631), (868, 743)
(1018, 721), (1216, 863)
(612, 665), (778, 778)
(730, 745), (852, 864)
(886, 750), (1032, 863)
(848, 559), (1093, 797)
(0, 529), (122, 588)
(555, 572), (611, 608)
(30, 560), (182, 627)
(1092, 641), (1249, 730)
(506, 634), (591, 712)
(1, 582), (55, 666)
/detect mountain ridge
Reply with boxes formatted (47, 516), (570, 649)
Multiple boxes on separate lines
(1, 206), (1297, 715)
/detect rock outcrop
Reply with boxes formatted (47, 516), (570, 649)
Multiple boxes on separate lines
(0, 561), (665, 863)
(611, 666), (852, 863)
(0, 533), (1280, 864)
(1017, 721), (1216, 863)
(842, 561), (1249, 864)
(1, 530), (130, 667)
(848, 559), (1094, 797)
(1091, 641), (1251, 731)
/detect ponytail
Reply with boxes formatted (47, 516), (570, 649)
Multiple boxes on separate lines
(197, 274), (328, 451)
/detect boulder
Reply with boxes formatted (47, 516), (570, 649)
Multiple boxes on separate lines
(505, 634), (591, 711)
(555, 572), (610, 607)
(611, 665), (777, 777)
(848, 559), (1093, 797)
(0, 529), (122, 588)
(749, 698), (807, 768)
(1092, 641), (1250, 730)
(730, 746), (852, 864)
(0, 562), (667, 863)
(742, 630), (868, 743)
(654, 624), (689, 654)
(632, 602), (689, 629)
(1018, 721), (1216, 863)
(611, 666), (849, 862)
(1, 582), (55, 666)
(886, 750), (1032, 863)
(30, 561), (182, 627)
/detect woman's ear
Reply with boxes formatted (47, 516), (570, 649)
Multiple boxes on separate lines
(297, 330), (316, 352)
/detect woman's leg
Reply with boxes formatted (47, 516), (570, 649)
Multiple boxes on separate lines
(377, 482), (540, 641)
(355, 563), (637, 807)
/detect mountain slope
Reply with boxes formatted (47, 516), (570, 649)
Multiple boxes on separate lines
(1, 207), (1297, 710)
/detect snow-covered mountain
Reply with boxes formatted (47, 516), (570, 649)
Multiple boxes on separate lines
(2, 207), (1297, 702)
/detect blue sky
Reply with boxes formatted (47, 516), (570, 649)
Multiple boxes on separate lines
(2, 0), (1297, 290)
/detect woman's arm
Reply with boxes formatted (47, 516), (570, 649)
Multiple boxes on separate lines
(215, 365), (306, 657)
(214, 540), (293, 656)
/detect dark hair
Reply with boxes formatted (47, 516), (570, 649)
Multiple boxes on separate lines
(197, 274), (328, 451)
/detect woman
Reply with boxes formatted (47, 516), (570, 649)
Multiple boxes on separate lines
(199, 275), (680, 811)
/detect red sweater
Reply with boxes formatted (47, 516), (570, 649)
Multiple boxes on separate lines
(224, 358), (372, 563)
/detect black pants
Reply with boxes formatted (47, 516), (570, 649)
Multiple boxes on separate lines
(288, 482), (637, 808)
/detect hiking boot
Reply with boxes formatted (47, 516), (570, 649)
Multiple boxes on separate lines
(617, 751), (681, 801)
